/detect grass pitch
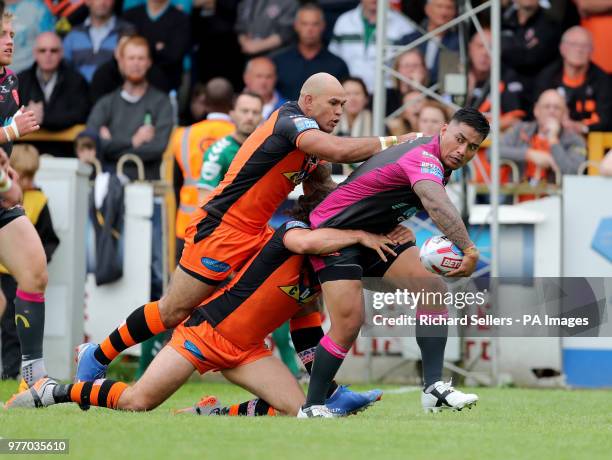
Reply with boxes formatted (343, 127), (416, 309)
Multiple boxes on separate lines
(1, 380), (611, 460)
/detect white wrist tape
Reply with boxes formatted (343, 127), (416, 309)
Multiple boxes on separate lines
(2, 126), (12, 142)
(9, 117), (20, 139)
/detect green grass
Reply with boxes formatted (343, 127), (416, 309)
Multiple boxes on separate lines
(1, 380), (611, 460)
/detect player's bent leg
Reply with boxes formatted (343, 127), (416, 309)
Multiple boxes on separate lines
(382, 246), (478, 412)
(117, 346), (195, 411)
(78, 268), (217, 382)
(221, 355), (305, 416)
(302, 279), (364, 414)
(0, 216), (49, 387)
(323, 280), (364, 348)
(157, 267), (217, 328)
(5, 346), (195, 411)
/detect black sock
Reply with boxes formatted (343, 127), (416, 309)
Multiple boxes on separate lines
(290, 326), (338, 397)
(416, 309), (448, 388)
(305, 336), (348, 407)
(14, 290), (45, 361)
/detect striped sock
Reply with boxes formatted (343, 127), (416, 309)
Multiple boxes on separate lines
(53, 379), (128, 409)
(221, 398), (277, 416)
(290, 313), (338, 397)
(94, 302), (166, 365)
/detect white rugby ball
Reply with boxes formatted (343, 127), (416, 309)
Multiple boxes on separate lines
(419, 236), (464, 275)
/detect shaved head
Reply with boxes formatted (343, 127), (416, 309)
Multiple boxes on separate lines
(298, 73), (347, 133)
(205, 77), (234, 113)
(300, 72), (344, 98)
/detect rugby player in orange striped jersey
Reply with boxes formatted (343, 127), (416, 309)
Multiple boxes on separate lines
(73, 72), (416, 383)
(6, 185), (410, 416)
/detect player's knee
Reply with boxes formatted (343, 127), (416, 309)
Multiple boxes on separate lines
(158, 297), (193, 328)
(121, 391), (157, 411)
(15, 266), (48, 293)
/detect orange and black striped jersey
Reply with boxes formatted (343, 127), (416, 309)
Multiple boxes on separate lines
(196, 102), (320, 240)
(185, 220), (320, 350)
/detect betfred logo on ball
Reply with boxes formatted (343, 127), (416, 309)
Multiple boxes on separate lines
(419, 236), (465, 275)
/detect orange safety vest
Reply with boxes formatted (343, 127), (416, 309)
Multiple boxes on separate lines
(173, 117), (234, 239)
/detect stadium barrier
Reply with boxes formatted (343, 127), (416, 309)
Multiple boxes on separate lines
(35, 158), (91, 380)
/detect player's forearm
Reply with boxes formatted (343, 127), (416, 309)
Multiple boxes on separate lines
(413, 181), (474, 251)
(303, 133), (396, 163)
(293, 228), (365, 255)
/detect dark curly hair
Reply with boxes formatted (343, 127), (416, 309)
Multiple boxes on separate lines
(288, 164), (336, 224)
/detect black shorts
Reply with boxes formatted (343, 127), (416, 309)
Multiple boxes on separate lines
(0, 206), (25, 230)
(310, 240), (417, 283)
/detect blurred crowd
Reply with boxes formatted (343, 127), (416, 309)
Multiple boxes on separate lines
(4, 0), (611, 189)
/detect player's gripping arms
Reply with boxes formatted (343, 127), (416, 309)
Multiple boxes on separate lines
(0, 148), (21, 207)
(283, 225), (414, 262)
(413, 180), (479, 277)
(294, 74), (417, 163)
(0, 107), (40, 144)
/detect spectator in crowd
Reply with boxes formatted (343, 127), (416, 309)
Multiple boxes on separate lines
(397, 0), (459, 85)
(85, 35), (173, 181)
(123, 0), (191, 92)
(575, 0), (612, 75)
(85, 37), (172, 330)
(499, 89), (586, 198)
(17, 32), (90, 157)
(536, 26), (611, 134)
(236, 0), (298, 57)
(196, 91), (262, 202)
(386, 90), (425, 136)
(273, 2), (349, 101)
(192, 0), (244, 90)
(172, 77), (235, 258)
(317, 0), (361, 43)
(18, 32), (90, 132)
(334, 77), (371, 138)
(243, 56), (286, 119)
(329, 0), (415, 93)
(179, 82), (206, 126)
(386, 48), (430, 114)
(501, 0), (561, 108)
(89, 30), (169, 103)
(466, 29), (525, 131)
(122, 0), (192, 13)
(333, 76), (371, 174)
(417, 99), (448, 136)
(0, 144), (59, 380)
(44, 0), (88, 37)
(5, 0), (55, 73)
(63, 0), (133, 82)
(601, 149), (612, 176)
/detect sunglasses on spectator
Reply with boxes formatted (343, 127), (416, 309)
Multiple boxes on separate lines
(36, 48), (60, 54)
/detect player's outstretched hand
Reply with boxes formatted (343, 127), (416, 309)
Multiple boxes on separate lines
(446, 247), (479, 278)
(386, 225), (416, 245)
(14, 107), (40, 137)
(358, 231), (397, 262)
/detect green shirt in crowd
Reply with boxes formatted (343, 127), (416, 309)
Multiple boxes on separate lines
(197, 135), (242, 190)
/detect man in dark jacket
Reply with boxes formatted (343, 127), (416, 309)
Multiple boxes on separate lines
(18, 32), (90, 156)
(535, 26), (611, 134)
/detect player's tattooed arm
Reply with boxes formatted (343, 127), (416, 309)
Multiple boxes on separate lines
(413, 180), (473, 250)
